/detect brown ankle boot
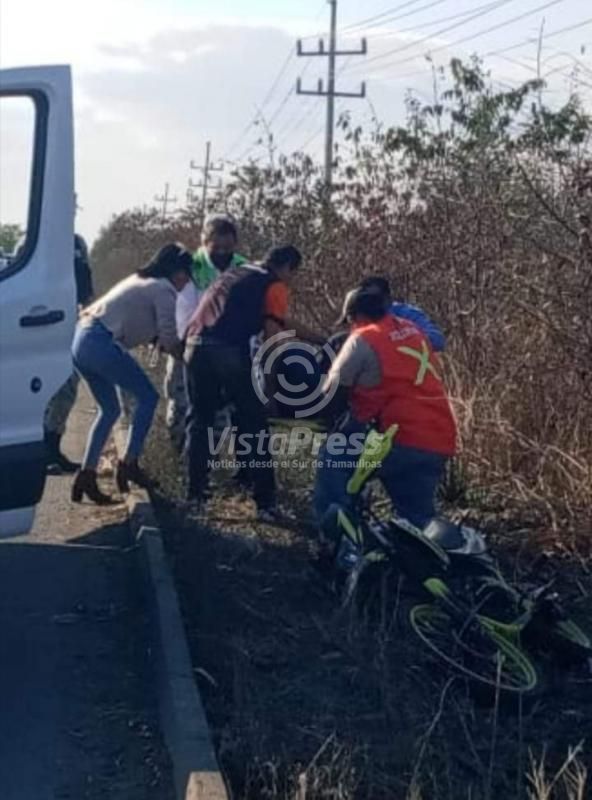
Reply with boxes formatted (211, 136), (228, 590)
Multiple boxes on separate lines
(116, 459), (156, 493)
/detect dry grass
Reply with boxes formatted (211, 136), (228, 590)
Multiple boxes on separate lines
(93, 57), (592, 798)
(143, 401), (592, 800)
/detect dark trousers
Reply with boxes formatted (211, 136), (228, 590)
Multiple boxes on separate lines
(185, 343), (276, 508)
(314, 418), (448, 530)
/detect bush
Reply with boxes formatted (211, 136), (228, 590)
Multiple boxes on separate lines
(93, 58), (592, 538)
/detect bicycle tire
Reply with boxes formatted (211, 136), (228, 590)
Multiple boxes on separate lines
(410, 604), (538, 693)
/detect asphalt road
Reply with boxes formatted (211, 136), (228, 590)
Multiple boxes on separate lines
(0, 392), (174, 800)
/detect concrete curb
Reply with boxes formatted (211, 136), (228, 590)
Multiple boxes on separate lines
(126, 490), (229, 800)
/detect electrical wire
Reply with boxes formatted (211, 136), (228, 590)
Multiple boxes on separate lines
(345, 0), (519, 71)
(339, 0), (430, 34)
(482, 16), (592, 58)
(224, 0), (325, 161)
(352, 0), (573, 76)
(362, 16), (592, 86)
(342, 0), (449, 34)
(375, 0), (507, 40)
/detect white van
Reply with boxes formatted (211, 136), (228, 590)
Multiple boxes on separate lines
(0, 65), (76, 535)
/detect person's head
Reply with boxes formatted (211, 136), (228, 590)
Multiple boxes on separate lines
(359, 275), (392, 304)
(202, 214), (239, 270)
(263, 244), (302, 285)
(137, 243), (192, 291)
(74, 233), (88, 261)
(338, 286), (388, 325)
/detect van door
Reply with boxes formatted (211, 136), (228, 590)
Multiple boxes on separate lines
(0, 65), (75, 535)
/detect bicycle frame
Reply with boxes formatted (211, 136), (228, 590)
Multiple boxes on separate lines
(328, 427), (592, 687)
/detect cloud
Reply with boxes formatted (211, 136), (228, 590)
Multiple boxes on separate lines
(6, 0), (584, 243)
(71, 24), (311, 239)
(0, 0), (427, 240)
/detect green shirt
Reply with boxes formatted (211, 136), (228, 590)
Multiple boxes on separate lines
(191, 247), (248, 291)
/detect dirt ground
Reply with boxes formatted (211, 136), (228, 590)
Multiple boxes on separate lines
(143, 396), (592, 800)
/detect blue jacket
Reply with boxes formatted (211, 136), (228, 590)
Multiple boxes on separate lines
(390, 302), (446, 352)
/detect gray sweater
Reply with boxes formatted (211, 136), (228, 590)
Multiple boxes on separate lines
(82, 274), (179, 352)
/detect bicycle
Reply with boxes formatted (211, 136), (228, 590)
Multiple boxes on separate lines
(319, 425), (592, 696)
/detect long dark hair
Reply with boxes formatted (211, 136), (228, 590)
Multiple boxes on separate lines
(262, 245), (302, 272)
(137, 243), (193, 281)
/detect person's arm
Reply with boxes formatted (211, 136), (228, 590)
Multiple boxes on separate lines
(285, 316), (326, 345)
(155, 284), (183, 357)
(262, 282), (289, 341)
(322, 333), (378, 392)
(262, 282), (324, 343)
(391, 302), (446, 352)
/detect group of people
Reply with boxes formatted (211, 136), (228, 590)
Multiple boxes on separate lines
(63, 214), (457, 535)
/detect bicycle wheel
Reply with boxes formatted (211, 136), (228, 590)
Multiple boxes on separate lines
(410, 604), (538, 693)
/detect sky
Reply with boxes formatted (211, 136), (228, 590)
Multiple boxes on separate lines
(1, 0), (591, 243)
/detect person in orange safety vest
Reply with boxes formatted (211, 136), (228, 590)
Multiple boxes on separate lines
(314, 286), (457, 530)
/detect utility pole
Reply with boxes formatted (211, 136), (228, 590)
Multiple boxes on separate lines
(154, 182), (177, 220)
(189, 141), (224, 223)
(297, 0), (367, 189)
(186, 184), (197, 206)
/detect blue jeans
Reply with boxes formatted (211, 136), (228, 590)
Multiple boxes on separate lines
(314, 420), (448, 530)
(72, 321), (159, 469)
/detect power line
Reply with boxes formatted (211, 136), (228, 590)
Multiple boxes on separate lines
(363, 16), (592, 87)
(225, 73), (295, 163)
(237, 51), (320, 161)
(267, 86), (296, 128)
(344, 0), (450, 35)
(346, 0), (517, 72)
(223, 26), (307, 160)
(349, 0), (566, 73)
(340, 0), (429, 33)
(260, 50), (296, 110)
(483, 16), (592, 58)
(402, 17), (592, 74)
(298, 121), (325, 152)
(372, 0), (505, 41)
(275, 95), (318, 143)
(542, 50), (592, 78)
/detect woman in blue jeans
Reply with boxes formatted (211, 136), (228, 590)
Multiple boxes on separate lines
(71, 243), (192, 504)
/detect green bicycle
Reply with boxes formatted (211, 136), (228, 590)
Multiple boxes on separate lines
(320, 426), (591, 695)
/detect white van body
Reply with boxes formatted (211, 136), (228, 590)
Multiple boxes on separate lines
(0, 65), (75, 535)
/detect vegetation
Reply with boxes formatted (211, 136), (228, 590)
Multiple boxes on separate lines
(95, 58), (592, 541)
(0, 223), (23, 254)
(93, 56), (592, 798)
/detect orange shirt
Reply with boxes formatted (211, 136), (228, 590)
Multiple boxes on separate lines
(264, 281), (290, 324)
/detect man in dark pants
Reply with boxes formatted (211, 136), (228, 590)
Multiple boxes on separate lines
(44, 233), (94, 473)
(183, 246), (303, 520)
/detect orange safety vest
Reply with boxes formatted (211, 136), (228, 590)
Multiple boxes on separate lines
(349, 315), (457, 456)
